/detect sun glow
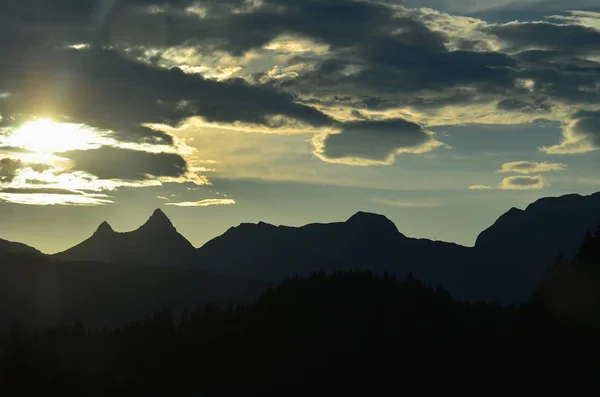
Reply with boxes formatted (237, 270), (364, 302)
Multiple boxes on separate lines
(6, 119), (104, 153)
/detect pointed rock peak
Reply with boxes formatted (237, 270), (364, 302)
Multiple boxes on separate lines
(346, 211), (402, 236)
(142, 208), (175, 230)
(95, 221), (114, 235)
(151, 208), (169, 219)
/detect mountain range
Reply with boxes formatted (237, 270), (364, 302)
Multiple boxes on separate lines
(3, 191), (600, 305)
(53, 209), (195, 266)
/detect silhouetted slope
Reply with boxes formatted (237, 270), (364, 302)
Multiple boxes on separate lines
(0, 238), (41, 255)
(468, 192), (600, 302)
(194, 211), (471, 287)
(476, 192), (600, 261)
(15, 191), (600, 304)
(0, 253), (265, 330)
(52, 209), (194, 266)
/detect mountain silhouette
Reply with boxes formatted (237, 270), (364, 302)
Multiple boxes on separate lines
(193, 211), (470, 286)
(193, 193), (600, 303)
(466, 192), (600, 302)
(475, 192), (600, 260)
(0, 238), (41, 255)
(5, 191), (600, 304)
(52, 209), (194, 266)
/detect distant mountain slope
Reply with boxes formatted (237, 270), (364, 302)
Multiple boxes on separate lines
(467, 192), (600, 302)
(0, 238), (41, 255)
(193, 193), (600, 303)
(52, 209), (194, 266)
(0, 253), (265, 330)
(476, 192), (600, 260)
(35, 191), (600, 303)
(193, 211), (471, 288)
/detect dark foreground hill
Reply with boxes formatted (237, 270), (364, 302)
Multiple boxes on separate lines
(3, 265), (600, 396)
(0, 253), (265, 330)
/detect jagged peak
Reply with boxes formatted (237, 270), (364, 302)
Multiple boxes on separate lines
(151, 208), (169, 218)
(95, 221), (114, 234)
(141, 208), (175, 231)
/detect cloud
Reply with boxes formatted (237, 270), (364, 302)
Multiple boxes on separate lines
(165, 198), (236, 207)
(0, 0), (599, 191)
(103, 0), (411, 55)
(0, 193), (112, 206)
(0, 184), (113, 205)
(470, 175), (549, 190)
(0, 187), (90, 195)
(0, 157), (23, 182)
(372, 198), (440, 208)
(496, 98), (553, 114)
(312, 119), (444, 165)
(500, 175), (548, 190)
(468, 184), (496, 190)
(497, 161), (567, 174)
(60, 147), (190, 180)
(484, 21), (600, 54)
(541, 110), (600, 154)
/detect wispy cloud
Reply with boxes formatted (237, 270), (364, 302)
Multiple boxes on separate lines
(372, 198), (440, 208)
(540, 111), (600, 155)
(468, 185), (496, 190)
(165, 198), (236, 207)
(0, 193), (112, 206)
(497, 161), (567, 174)
(500, 175), (549, 190)
(469, 175), (549, 191)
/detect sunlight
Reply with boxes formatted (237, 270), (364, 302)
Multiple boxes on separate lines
(6, 119), (103, 153)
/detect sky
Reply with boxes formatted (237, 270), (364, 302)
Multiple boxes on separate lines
(1, 0), (600, 253)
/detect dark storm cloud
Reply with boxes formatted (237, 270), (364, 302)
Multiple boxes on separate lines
(485, 22), (600, 54)
(60, 146), (188, 180)
(279, 41), (518, 111)
(104, 0), (405, 55)
(0, 48), (333, 145)
(0, 158), (23, 182)
(1, 0), (600, 169)
(0, 0), (338, 148)
(497, 98), (553, 113)
(0, 0), (403, 56)
(570, 110), (600, 147)
(261, 5), (520, 110)
(320, 119), (434, 162)
(489, 49), (600, 115)
(0, 0), (524, 132)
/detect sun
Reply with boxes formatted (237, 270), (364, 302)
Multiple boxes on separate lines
(6, 118), (102, 153)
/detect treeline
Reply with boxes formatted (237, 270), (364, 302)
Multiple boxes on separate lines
(2, 230), (600, 396)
